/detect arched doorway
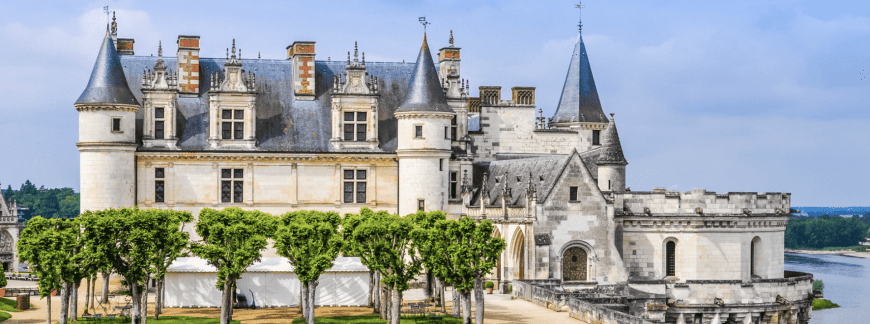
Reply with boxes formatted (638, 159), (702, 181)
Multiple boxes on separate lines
(492, 228), (502, 282)
(511, 228), (525, 280)
(562, 247), (588, 281)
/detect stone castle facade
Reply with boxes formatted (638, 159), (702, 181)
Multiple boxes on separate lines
(75, 14), (812, 324)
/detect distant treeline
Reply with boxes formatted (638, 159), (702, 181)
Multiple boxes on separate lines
(2, 180), (80, 220)
(792, 207), (870, 218)
(785, 214), (870, 249)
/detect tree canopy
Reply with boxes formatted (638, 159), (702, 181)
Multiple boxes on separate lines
(3, 180), (80, 220)
(785, 214), (870, 249)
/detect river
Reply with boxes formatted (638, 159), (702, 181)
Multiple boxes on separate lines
(784, 253), (870, 324)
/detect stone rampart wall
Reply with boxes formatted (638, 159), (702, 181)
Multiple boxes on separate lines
(512, 280), (653, 324)
(615, 189), (790, 215)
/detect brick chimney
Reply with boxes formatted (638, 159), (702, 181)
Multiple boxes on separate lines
(177, 35), (201, 94)
(287, 41), (316, 100)
(117, 38), (134, 55)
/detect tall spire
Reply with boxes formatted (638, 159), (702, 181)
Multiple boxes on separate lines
(551, 20), (606, 124)
(75, 31), (139, 106)
(597, 113), (627, 165)
(396, 33), (453, 113)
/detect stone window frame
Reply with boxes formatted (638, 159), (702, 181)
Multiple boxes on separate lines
(220, 109), (245, 140)
(217, 165), (248, 204)
(750, 236), (763, 279)
(568, 186), (579, 202)
(592, 130), (600, 145)
(342, 111), (368, 142)
(154, 107), (165, 140)
(449, 171), (459, 199)
(111, 116), (123, 133)
(417, 199), (425, 211)
(342, 168), (368, 204)
(154, 167), (165, 203)
(663, 237), (679, 279)
(414, 124), (424, 139)
(559, 240), (597, 283)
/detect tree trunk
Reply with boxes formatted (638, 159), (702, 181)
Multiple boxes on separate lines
(475, 276), (484, 324)
(379, 281), (387, 320)
(46, 290), (52, 324)
(424, 271), (432, 304)
(84, 277), (90, 315)
(438, 278), (446, 313)
(220, 280), (232, 324)
(141, 282), (149, 324)
(155, 278), (162, 320)
(300, 283), (308, 322)
(368, 271), (374, 308)
(452, 286), (461, 318)
(90, 275), (96, 314)
(307, 280), (319, 324)
(71, 280), (79, 321)
(372, 271), (380, 314)
(461, 290), (472, 324)
(101, 272), (109, 303)
(130, 282), (141, 324)
(390, 288), (401, 324)
(59, 282), (69, 324)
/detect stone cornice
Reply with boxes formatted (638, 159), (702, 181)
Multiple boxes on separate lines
(617, 216), (789, 231)
(394, 111), (455, 119)
(136, 151), (398, 164)
(75, 104), (139, 112)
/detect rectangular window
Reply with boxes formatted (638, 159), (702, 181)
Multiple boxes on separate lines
(343, 169), (367, 203)
(343, 111), (367, 141)
(112, 117), (121, 132)
(221, 168), (243, 203)
(592, 130), (600, 145)
(221, 109), (245, 140)
(445, 126), (449, 139)
(439, 159), (443, 171)
(569, 186), (578, 201)
(155, 107), (164, 119)
(418, 199), (425, 211)
(154, 107), (165, 140)
(415, 125), (423, 138)
(344, 124), (354, 141)
(155, 168), (165, 203)
(450, 171), (458, 199)
(451, 116), (457, 140)
(608, 180), (611, 190)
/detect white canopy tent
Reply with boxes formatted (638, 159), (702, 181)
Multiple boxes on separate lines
(164, 257), (370, 308)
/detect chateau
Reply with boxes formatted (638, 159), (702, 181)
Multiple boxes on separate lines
(76, 14), (813, 324)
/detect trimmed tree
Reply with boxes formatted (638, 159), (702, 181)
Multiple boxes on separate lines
(274, 210), (343, 324)
(189, 207), (278, 324)
(341, 208), (383, 315)
(18, 216), (74, 324)
(408, 210), (448, 312)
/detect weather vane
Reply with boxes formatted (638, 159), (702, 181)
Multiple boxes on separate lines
(419, 17), (431, 33)
(104, 6), (110, 23)
(575, 1), (585, 33)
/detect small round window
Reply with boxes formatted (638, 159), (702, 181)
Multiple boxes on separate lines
(572, 256), (577, 262)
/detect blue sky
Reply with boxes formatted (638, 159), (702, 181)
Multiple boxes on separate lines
(0, 0), (867, 206)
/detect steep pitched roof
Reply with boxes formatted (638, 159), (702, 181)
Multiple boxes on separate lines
(551, 34), (606, 124)
(597, 114), (627, 165)
(395, 34), (452, 113)
(76, 31), (139, 106)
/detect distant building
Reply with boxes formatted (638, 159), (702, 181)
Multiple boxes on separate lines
(75, 13), (813, 323)
(0, 181), (22, 271)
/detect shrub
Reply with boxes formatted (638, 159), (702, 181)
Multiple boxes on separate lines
(812, 299), (840, 310)
(508, 284), (512, 292)
(812, 280), (824, 293)
(484, 281), (494, 289)
(0, 275), (6, 288)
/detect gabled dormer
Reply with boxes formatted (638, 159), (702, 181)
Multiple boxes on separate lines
(141, 42), (180, 150)
(330, 42), (380, 151)
(207, 39), (258, 150)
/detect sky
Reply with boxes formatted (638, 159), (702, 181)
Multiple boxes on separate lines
(0, 0), (867, 206)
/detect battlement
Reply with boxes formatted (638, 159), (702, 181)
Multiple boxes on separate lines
(477, 86), (536, 107)
(614, 188), (791, 216)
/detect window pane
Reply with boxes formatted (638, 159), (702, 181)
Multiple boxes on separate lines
(222, 110), (232, 119)
(221, 181), (231, 202)
(112, 118), (121, 132)
(356, 170), (366, 180)
(356, 112), (367, 121)
(222, 169), (231, 179)
(451, 116), (457, 125)
(569, 187), (578, 201)
(155, 168), (165, 179)
(344, 112), (354, 121)
(155, 181), (164, 203)
(415, 126), (422, 138)
(451, 126), (457, 141)
(234, 122), (244, 139)
(234, 110), (244, 120)
(344, 182), (354, 203)
(356, 181), (366, 203)
(234, 181), (243, 203)
(445, 126), (449, 139)
(450, 182), (457, 199)
(234, 169), (243, 179)
(155, 121), (164, 139)
(356, 124), (366, 142)
(222, 122), (232, 139)
(593, 130), (600, 145)
(450, 172), (457, 181)
(344, 124), (354, 141)
(155, 108), (164, 119)
(418, 200), (424, 211)
(344, 170), (354, 179)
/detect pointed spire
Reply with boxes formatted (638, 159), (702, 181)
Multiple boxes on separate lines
(75, 31), (139, 106)
(396, 33), (453, 113)
(551, 32), (605, 124)
(597, 113), (628, 165)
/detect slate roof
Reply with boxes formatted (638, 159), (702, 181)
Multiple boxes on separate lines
(76, 31), (140, 106)
(120, 55), (426, 152)
(551, 33), (607, 124)
(597, 115), (628, 165)
(396, 34), (453, 114)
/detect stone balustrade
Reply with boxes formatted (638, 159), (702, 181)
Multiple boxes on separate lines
(512, 280), (654, 324)
(615, 189), (791, 216)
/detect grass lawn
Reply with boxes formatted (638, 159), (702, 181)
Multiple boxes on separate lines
(290, 314), (468, 323)
(812, 299), (840, 310)
(56, 316), (242, 323)
(0, 311), (10, 322)
(0, 297), (33, 312)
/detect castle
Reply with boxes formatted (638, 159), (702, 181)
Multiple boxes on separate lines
(75, 13), (813, 324)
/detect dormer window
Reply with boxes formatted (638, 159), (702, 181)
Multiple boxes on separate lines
(344, 112), (367, 141)
(207, 39), (258, 150)
(154, 108), (165, 139)
(141, 42), (180, 150)
(222, 110), (244, 140)
(329, 42), (380, 151)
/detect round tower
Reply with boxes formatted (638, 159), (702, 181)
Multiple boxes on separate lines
(597, 113), (628, 192)
(396, 34), (455, 216)
(75, 30), (140, 213)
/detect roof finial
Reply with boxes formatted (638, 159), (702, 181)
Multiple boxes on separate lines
(110, 11), (117, 36)
(258, 52), (261, 59)
(347, 51), (351, 64)
(158, 40), (162, 58)
(231, 39), (236, 58)
(362, 52), (365, 65)
(419, 16), (430, 34)
(449, 30), (454, 46)
(610, 112), (615, 120)
(575, 1), (584, 33)
(354, 41), (359, 64)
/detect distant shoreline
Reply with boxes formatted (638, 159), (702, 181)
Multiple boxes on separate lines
(785, 248), (870, 259)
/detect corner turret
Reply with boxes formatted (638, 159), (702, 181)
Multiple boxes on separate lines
(597, 113), (627, 192)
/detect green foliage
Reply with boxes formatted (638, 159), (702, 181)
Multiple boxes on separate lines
(484, 281), (494, 289)
(0, 310), (9, 322)
(812, 299), (840, 310)
(189, 207), (278, 289)
(342, 208), (423, 292)
(290, 314), (468, 323)
(274, 210), (343, 283)
(508, 285), (512, 292)
(0, 274), (5, 288)
(430, 217), (506, 293)
(812, 280), (824, 293)
(17, 216), (76, 298)
(3, 181), (80, 220)
(785, 215), (870, 249)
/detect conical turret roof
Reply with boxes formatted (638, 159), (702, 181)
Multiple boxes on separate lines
(597, 114), (627, 165)
(396, 34), (452, 113)
(551, 34), (606, 124)
(75, 31), (139, 106)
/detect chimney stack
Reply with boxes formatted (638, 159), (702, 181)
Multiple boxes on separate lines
(287, 41), (316, 100)
(117, 38), (135, 55)
(177, 35), (201, 94)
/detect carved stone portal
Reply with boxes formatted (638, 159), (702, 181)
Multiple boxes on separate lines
(563, 246), (588, 281)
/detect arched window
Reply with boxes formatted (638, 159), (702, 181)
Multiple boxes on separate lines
(563, 247), (588, 281)
(751, 237), (762, 278)
(666, 241), (676, 277)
